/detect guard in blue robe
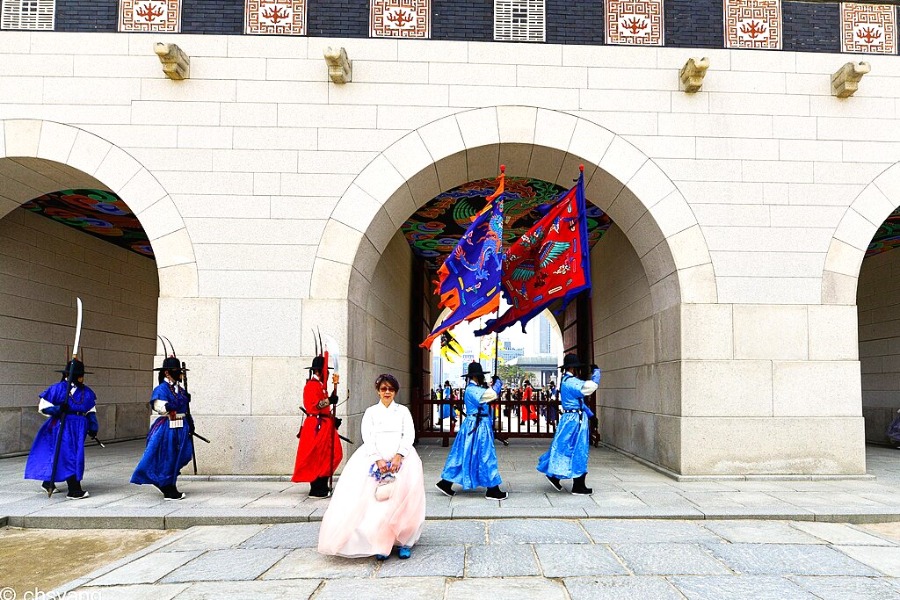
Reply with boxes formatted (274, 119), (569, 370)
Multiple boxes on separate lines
(131, 356), (193, 500)
(537, 353), (601, 495)
(436, 362), (507, 500)
(24, 359), (98, 499)
(439, 381), (455, 422)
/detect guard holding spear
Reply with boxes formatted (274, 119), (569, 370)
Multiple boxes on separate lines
(24, 298), (98, 499)
(292, 333), (344, 498)
(130, 337), (196, 500)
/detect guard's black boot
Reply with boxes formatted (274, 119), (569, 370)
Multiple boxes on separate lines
(435, 479), (455, 497)
(571, 474), (593, 496)
(163, 484), (186, 500)
(485, 486), (508, 500)
(41, 481), (56, 496)
(545, 475), (563, 492)
(65, 476), (89, 500)
(309, 476), (330, 498)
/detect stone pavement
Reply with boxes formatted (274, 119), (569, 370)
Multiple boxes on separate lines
(2, 440), (900, 528)
(49, 518), (900, 599)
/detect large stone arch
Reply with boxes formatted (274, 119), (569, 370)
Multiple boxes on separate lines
(310, 106), (716, 310)
(0, 119), (198, 298)
(822, 162), (900, 306)
(309, 106), (718, 474)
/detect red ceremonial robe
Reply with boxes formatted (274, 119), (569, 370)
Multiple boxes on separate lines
(292, 378), (343, 482)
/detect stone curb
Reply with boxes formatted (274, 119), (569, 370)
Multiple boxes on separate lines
(6, 510), (900, 530)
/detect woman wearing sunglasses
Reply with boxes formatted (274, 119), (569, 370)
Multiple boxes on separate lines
(317, 373), (425, 560)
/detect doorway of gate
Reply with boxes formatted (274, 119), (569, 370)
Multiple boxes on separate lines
(404, 177), (605, 447)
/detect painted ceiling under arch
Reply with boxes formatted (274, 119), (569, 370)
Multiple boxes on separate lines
(402, 177), (612, 270)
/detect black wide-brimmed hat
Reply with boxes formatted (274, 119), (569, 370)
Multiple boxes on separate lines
(559, 353), (586, 370)
(153, 356), (188, 372)
(465, 361), (489, 379)
(308, 355), (325, 372)
(56, 359), (91, 376)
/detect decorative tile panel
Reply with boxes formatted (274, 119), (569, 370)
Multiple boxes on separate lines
(841, 3), (897, 55)
(723, 0), (782, 50)
(604, 0), (664, 46)
(118, 0), (180, 32)
(245, 1), (306, 35)
(371, 0), (430, 38)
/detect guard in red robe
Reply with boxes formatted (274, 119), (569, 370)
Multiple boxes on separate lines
(292, 355), (343, 497)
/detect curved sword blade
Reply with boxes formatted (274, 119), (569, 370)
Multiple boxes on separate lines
(72, 298), (83, 358)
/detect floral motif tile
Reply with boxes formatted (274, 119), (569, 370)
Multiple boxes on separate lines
(245, 1), (306, 35)
(118, 0), (181, 32)
(371, 0), (430, 38)
(723, 0), (781, 50)
(605, 0), (664, 46)
(841, 2), (897, 55)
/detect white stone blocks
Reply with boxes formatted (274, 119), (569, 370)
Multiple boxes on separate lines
(157, 263), (199, 298)
(234, 127), (318, 150)
(680, 360), (772, 417)
(250, 357), (306, 416)
(200, 269), (310, 300)
(4, 119), (42, 158)
(450, 85), (579, 112)
(382, 131), (434, 183)
(150, 228), (196, 270)
(734, 305), (808, 360)
(679, 416), (865, 475)
(428, 62), (515, 87)
(808, 305), (859, 361)
(131, 101), (220, 126)
(667, 226), (713, 271)
(567, 118), (615, 171)
(219, 299), (303, 357)
(117, 167), (169, 215)
(34, 121), (78, 165)
(310, 258), (352, 300)
(833, 207), (878, 252)
(332, 82), (449, 107)
(279, 104), (376, 129)
(681, 304), (733, 360)
(696, 137), (779, 161)
(140, 79), (238, 104)
(0, 77), (43, 104)
(235, 80), (328, 104)
(42, 78), (139, 106)
(92, 147), (144, 192)
(317, 219), (364, 266)
(157, 298), (219, 356)
(329, 183), (380, 235)
(220, 102), (277, 127)
(773, 361), (861, 417)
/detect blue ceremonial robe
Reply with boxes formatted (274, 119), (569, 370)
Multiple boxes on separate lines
(24, 381), (97, 483)
(131, 382), (194, 487)
(537, 368), (601, 480)
(440, 379), (503, 489)
(440, 384), (453, 419)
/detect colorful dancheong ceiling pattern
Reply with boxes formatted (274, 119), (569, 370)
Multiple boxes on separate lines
(21, 189), (154, 259)
(867, 207), (900, 257)
(402, 177), (612, 270)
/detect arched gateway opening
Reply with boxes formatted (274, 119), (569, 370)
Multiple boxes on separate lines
(824, 163), (900, 448)
(311, 107), (716, 475)
(0, 120), (198, 457)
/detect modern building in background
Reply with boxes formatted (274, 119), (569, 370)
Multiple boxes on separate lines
(1, 1), (899, 477)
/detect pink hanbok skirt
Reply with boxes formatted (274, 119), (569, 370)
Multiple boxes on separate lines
(317, 446), (426, 558)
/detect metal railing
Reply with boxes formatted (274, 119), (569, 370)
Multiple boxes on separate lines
(415, 388), (599, 447)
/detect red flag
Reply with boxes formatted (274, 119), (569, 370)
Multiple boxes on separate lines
(476, 171), (591, 336)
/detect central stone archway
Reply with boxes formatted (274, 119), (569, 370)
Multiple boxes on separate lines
(309, 107), (716, 475)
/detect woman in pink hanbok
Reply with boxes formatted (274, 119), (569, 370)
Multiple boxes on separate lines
(317, 373), (425, 560)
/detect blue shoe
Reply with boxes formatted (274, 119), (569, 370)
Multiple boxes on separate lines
(398, 546), (411, 559)
(375, 553), (389, 561)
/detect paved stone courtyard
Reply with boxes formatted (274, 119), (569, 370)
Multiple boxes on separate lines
(1, 440), (900, 527)
(49, 518), (900, 599)
(4, 440), (900, 598)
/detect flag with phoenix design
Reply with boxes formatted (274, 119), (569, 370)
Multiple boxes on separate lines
(420, 173), (506, 348)
(475, 170), (591, 336)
